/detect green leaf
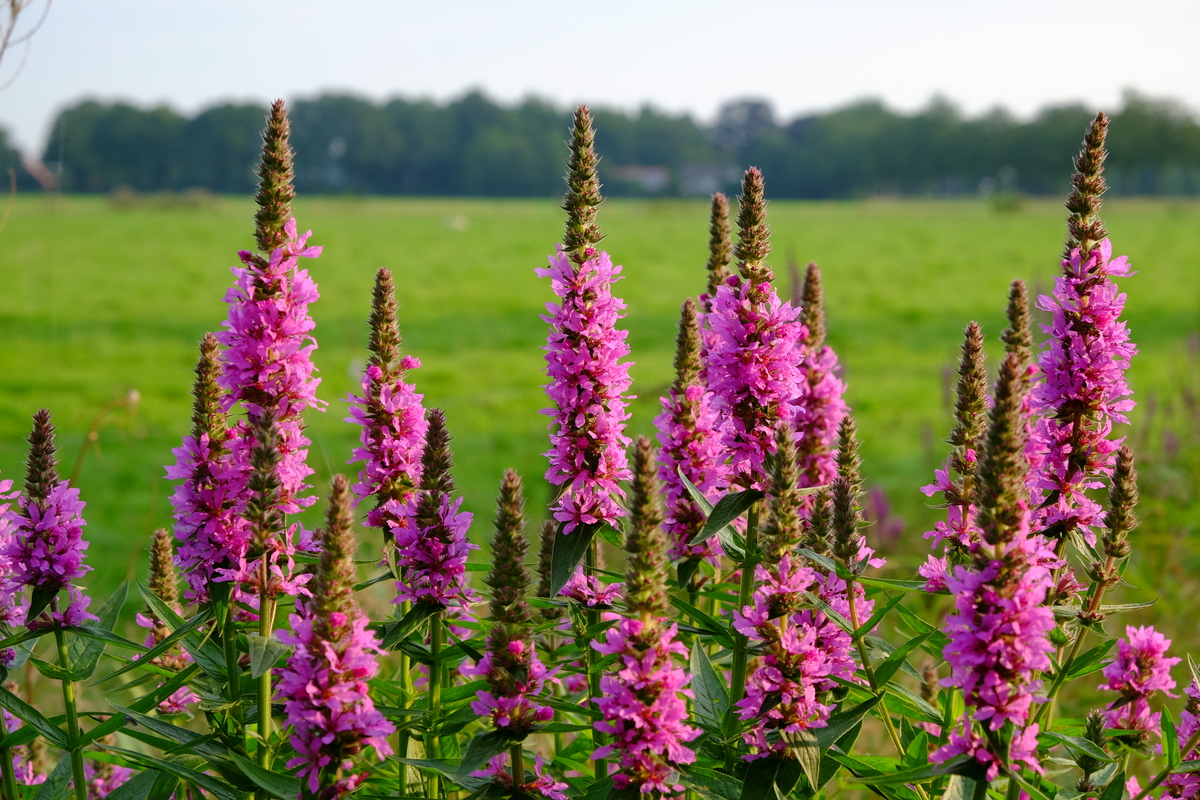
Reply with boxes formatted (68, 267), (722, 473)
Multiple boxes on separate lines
(146, 771), (179, 800)
(80, 663), (201, 746)
(376, 604), (441, 652)
(229, 753), (302, 800)
(67, 581), (129, 680)
(110, 705), (228, 759)
(103, 746), (239, 800)
(874, 631), (935, 688)
(817, 721), (862, 789)
(844, 755), (975, 786)
(816, 695), (882, 749)
(689, 643), (729, 730)
(25, 586), (58, 626)
(30, 658), (78, 683)
(1165, 707), (1181, 769)
(1066, 640), (1118, 680)
(782, 727), (821, 790)
(0, 683), (69, 749)
(103, 769), (160, 800)
(582, 776), (614, 800)
(803, 592), (855, 635)
(1188, 654), (1200, 693)
(457, 730), (520, 781)
(549, 521), (602, 597)
(859, 577), (934, 593)
(137, 582), (226, 679)
(691, 489), (764, 546)
(903, 731), (930, 770)
(92, 607), (212, 685)
(1007, 767), (1054, 800)
(856, 594), (905, 638)
(677, 558), (702, 592)
(679, 766), (743, 800)
(1039, 732), (1115, 765)
(941, 775), (977, 800)
(31, 757), (73, 800)
(393, 757), (487, 792)
(247, 633), (292, 679)
(1098, 771), (1125, 800)
(677, 472), (746, 559)
(740, 756), (780, 800)
(672, 596), (735, 649)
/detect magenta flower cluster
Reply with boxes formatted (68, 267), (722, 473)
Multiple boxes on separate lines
(277, 610), (395, 797)
(1027, 239), (1136, 543)
(790, 340), (848, 490)
(733, 556), (858, 758)
(460, 638), (554, 734)
(560, 566), (623, 608)
(705, 276), (803, 485)
(345, 357), (427, 529)
(166, 432), (250, 602)
(391, 493), (478, 609)
(4, 481), (96, 627)
(936, 512), (1056, 775)
(592, 618), (699, 796)
(473, 755), (568, 800)
(0, 477), (25, 628)
(654, 382), (728, 562)
(537, 246), (633, 533)
(1100, 625), (1180, 736)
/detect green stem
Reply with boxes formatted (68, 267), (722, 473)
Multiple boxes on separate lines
(510, 744), (525, 791)
(257, 586), (278, 771)
(586, 542), (606, 782)
(54, 627), (88, 800)
(426, 614), (443, 800)
(222, 601), (246, 755)
(728, 504), (760, 710)
(397, 600), (413, 796)
(725, 503), (760, 771)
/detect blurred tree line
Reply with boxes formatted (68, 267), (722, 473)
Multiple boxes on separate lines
(12, 89), (1200, 197)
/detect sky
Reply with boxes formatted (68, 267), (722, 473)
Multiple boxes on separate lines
(1, 0), (1198, 154)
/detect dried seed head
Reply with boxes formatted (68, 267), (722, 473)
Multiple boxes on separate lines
(705, 193), (733, 301)
(625, 436), (669, 616)
(488, 469), (531, 624)
(253, 99), (296, 256)
(561, 105), (604, 265)
(734, 167), (772, 286)
(1063, 112), (1109, 261)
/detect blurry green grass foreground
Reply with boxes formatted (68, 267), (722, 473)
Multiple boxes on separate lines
(1, 194), (1198, 602)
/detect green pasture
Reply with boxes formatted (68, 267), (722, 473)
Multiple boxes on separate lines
(1, 194), (1198, 605)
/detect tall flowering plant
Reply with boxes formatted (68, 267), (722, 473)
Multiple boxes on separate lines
(4, 101), (1198, 800)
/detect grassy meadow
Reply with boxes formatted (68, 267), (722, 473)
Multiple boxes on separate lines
(1, 193), (1198, 612)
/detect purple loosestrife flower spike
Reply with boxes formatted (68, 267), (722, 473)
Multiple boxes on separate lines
(706, 168), (803, 487)
(5, 410), (97, 628)
(935, 352), (1056, 780)
(1063, 112), (1109, 261)
(762, 421), (803, 566)
(703, 193), (733, 309)
(1003, 280), (1034, 371)
(561, 105), (604, 266)
(392, 410), (478, 609)
(1100, 625), (1180, 749)
(920, 323), (987, 588)
(654, 298), (727, 564)
(1102, 445), (1137, 562)
(463, 471), (553, 736)
(1027, 113), (1135, 549)
(168, 334), (249, 602)
(592, 437), (699, 796)
(136, 529), (199, 715)
(791, 263), (848, 493)
(534, 520), (562, 621)
(346, 268), (427, 541)
(253, 99), (296, 257)
(539, 118), (633, 533)
(0, 473), (21, 633)
(277, 475), (395, 800)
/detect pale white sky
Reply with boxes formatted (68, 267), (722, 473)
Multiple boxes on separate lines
(0, 0), (1197, 153)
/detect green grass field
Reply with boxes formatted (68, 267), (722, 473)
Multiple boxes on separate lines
(2, 194), (1198, 601)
